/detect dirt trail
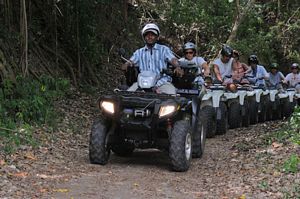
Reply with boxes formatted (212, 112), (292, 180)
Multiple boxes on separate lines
(50, 124), (297, 199)
(1, 92), (299, 199)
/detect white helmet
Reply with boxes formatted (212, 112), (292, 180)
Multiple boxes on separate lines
(141, 23), (160, 37)
(183, 42), (196, 51)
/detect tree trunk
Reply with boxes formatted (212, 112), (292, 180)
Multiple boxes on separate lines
(226, 0), (255, 44)
(20, 0), (28, 77)
(76, 0), (81, 81)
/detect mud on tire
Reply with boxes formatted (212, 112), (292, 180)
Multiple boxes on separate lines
(169, 120), (192, 172)
(89, 119), (110, 165)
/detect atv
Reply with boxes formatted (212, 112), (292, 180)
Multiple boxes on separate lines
(89, 60), (206, 172)
(200, 78), (227, 137)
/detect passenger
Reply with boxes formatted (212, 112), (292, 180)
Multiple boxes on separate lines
(121, 23), (183, 94)
(247, 54), (269, 88)
(284, 63), (300, 93)
(267, 63), (285, 92)
(231, 50), (251, 84)
(178, 42), (210, 87)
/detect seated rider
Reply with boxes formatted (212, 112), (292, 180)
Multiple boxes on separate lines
(267, 63), (285, 91)
(121, 23), (183, 94)
(178, 42), (210, 88)
(231, 50), (251, 84)
(213, 45), (238, 91)
(284, 63), (300, 93)
(247, 54), (269, 88)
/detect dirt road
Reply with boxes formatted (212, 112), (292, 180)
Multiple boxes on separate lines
(1, 93), (299, 199)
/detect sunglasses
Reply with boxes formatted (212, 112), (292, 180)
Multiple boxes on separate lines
(185, 51), (194, 55)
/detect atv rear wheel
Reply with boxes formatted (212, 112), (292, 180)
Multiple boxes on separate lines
(249, 99), (258, 124)
(241, 100), (250, 127)
(169, 120), (192, 172)
(200, 106), (216, 138)
(281, 98), (295, 118)
(192, 114), (207, 158)
(89, 119), (111, 165)
(216, 102), (228, 135)
(228, 101), (241, 129)
(258, 97), (267, 122)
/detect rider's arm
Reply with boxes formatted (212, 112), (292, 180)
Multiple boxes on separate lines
(121, 50), (139, 71)
(261, 66), (269, 80)
(241, 63), (252, 74)
(213, 64), (222, 82)
(283, 73), (291, 85)
(201, 62), (210, 77)
(170, 58), (184, 76)
(279, 72), (285, 81)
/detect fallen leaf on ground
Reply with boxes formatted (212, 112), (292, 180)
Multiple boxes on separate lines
(272, 142), (283, 148)
(25, 153), (37, 160)
(12, 172), (28, 178)
(53, 189), (69, 193)
(0, 159), (5, 166)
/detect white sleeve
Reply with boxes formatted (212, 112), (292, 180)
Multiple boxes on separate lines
(196, 57), (206, 66)
(285, 74), (291, 82)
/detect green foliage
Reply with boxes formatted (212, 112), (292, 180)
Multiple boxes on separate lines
(0, 76), (70, 153)
(283, 154), (300, 173)
(264, 107), (300, 145)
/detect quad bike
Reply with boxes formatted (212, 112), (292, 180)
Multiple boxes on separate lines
(246, 75), (268, 124)
(89, 55), (206, 172)
(223, 76), (249, 129)
(200, 77), (227, 137)
(279, 86), (297, 118)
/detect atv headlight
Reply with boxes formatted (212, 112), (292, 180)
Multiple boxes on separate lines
(100, 101), (114, 114)
(159, 105), (176, 118)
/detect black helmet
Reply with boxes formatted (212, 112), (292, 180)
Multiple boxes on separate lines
(270, 63), (279, 69)
(221, 45), (233, 57)
(248, 55), (258, 65)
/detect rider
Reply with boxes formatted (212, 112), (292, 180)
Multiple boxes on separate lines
(121, 23), (183, 94)
(231, 50), (251, 84)
(178, 42), (210, 87)
(284, 63), (300, 93)
(247, 54), (269, 88)
(267, 63), (285, 91)
(213, 45), (238, 91)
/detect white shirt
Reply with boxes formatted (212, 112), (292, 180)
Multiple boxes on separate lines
(285, 73), (300, 87)
(213, 57), (233, 79)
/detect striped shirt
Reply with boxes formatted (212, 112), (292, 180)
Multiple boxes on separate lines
(130, 43), (175, 86)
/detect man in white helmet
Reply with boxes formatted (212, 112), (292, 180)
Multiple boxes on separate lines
(122, 23), (183, 94)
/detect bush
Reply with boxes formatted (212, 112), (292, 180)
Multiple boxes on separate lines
(264, 107), (300, 146)
(0, 76), (70, 153)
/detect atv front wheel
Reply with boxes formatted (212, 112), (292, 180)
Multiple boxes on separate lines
(89, 119), (111, 165)
(169, 120), (192, 172)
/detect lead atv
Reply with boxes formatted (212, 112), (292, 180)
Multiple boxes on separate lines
(89, 61), (206, 172)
